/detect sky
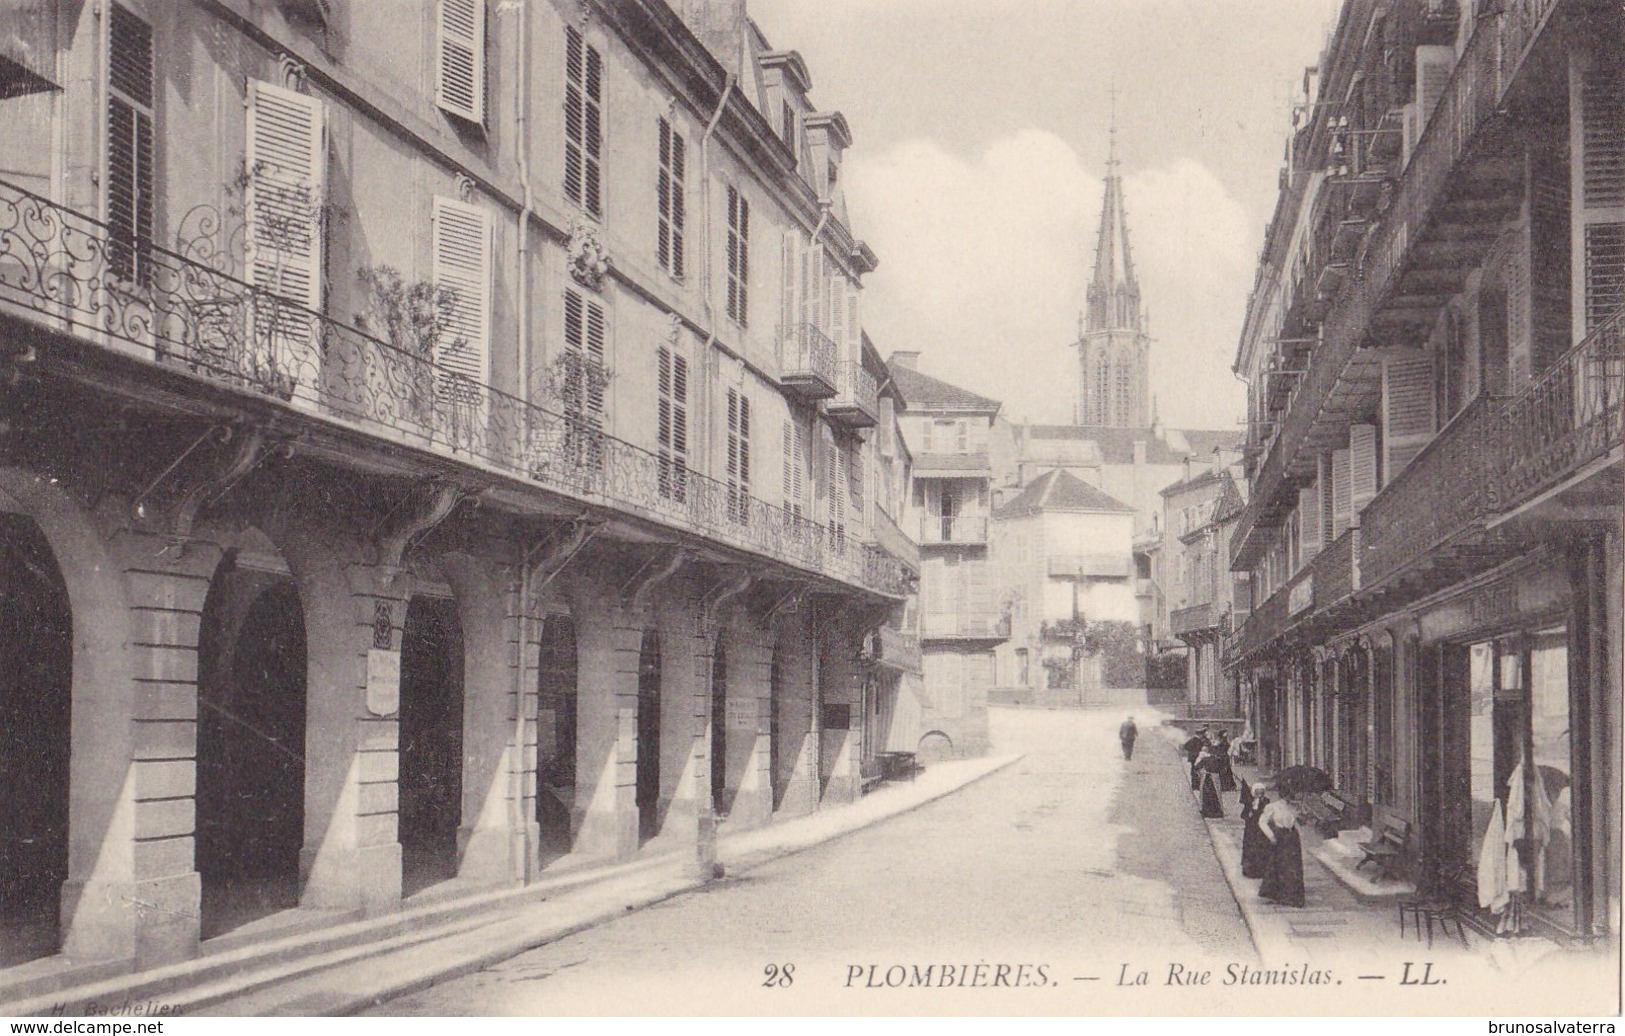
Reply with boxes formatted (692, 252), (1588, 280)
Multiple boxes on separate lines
(748, 0), (1345, 430)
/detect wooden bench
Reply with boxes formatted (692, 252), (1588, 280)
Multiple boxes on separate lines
(879, 751), (918, 782)
(860, 758), (884, 795)
(1294, 789), (1352, 838)
(1357, 805), (1412, 881)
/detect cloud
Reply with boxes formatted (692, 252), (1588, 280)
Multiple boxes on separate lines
(846, 132), (1252, 431)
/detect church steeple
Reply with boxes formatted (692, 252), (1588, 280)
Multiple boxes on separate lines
(1075, 93), (1152, 428)
(1086, 96), (1142, 334)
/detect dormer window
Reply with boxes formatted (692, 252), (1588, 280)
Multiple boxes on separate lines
(781, 100), (797, 151)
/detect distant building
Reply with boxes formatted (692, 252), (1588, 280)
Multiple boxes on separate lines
(990, 470), (1136, 705)
(1075, 129), (1150, 428)
(1162, 464), (1246, 718)
(889, 353), (1006, 758)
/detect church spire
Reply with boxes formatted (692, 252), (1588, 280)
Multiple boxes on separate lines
(1086, 89), (1141, 334)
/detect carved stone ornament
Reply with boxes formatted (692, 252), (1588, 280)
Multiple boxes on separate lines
(568, 218), (611, 291)
(278, 54), (308, 93)
(455, 173), (477, 203)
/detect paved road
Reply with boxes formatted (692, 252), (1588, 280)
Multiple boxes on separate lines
(368, 707), (1255, 1015)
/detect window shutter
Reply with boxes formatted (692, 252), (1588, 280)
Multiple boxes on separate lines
(657, 119), (686, 279)
(808, 247), (823, 334)
(1330, 447), (1352, 540)
(826, 441), (845, 545)
(830, 274), (846, 356)
(106, 5), (153, 285)
(782, 418), (804, 517)
(846, 286), (861, 358)
(562, 289), (606, 421)
(657, 347), (688, 501)
(1382, 354), (1435, 480)
(431, 196), (491, 385)
(779, 231), (798, 336)
(1415, 46), (1452, 122)
(1298, 483), (1322, 556)
(1577, 57), (1625, 335)
(1349, 423), (1378, 514)
(436, 0), (485, 124)
(564, 27), (603, 217)
(727, 389), (750, 523)
(246, 79), (327, 312)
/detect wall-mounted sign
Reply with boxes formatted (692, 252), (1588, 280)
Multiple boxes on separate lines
(366, 648), (401, 716)
(725, 697), (757, 731)
(1288, 576), (1313, 617)
(821, 703), (852, 730)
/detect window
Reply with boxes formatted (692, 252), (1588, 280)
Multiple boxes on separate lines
(726, 185), (749, 325)
(435, 0), (486, 124)
(826, 441), (846, 548)
(782, 418), (808, 519)
(562, 288), (607, 467)
(564, 27), (603, 217)
(107, 5), (153, 284)
(780, 100), (797, 151)
(727, 388), (750, 524)
(657, 347), (688, 502)
(656, 118), (686, 278)
(431, 196), (492, 424)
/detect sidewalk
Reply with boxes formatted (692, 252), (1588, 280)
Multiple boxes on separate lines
(2, 755), (1017, 1018)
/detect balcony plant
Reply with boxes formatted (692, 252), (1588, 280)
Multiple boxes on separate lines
(354, 264), (467, 428)
(528, 351), (615, 483)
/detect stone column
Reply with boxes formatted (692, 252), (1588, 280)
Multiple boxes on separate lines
(721, 616), (775, 828)
(818, 607), (862, 805)
(773, 608), (819, 817)
(441, 552), (529, 886)
(570, 589), (640, 861)
(277, 523), (406, 918)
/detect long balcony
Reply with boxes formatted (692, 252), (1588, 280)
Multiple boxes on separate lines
(1497, 307), (1624, 520)
(920, 611), (1009, 641)
(912, 452), (992, 478)
(824, 361), (878, 428)
(1169, 602), (1216, 638)
(1232, 2), (1559, 568)
(1360, 393), (1513, 594)
(1048, 553), (1132, 579)
(0, 178), (910, 599)
(919, 514), (987, 546)
(779, 322), (838, 401)
(871, 624), (922, 674)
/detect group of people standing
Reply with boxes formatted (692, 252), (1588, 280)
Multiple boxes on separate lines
(1180, 727), (1306, 908)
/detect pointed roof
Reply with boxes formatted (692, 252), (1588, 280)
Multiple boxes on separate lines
(1084, 117), (1142, 335)
(994, 469), (1134, 520)
(888, 362), (1001, 414)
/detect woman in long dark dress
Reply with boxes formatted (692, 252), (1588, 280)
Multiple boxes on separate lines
(1197, 753), (1225, 819)
(1257, 798), (1305, 906)
(1182, 733), (1205, 790)
(1214, 733), (1238, 793)
(1240, 783), (1272, 879)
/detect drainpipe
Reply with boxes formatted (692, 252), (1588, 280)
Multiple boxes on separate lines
(510, 0), (535, 887)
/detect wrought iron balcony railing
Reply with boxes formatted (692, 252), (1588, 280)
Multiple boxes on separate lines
(1234, 6), (1548, 564)
(921, 611), (1009, 640)
(919, 514), (988, 545)
(824, 360), (879, 428)
(1360, 393), (1504, 590)
(779, 321), (838, 400)
(1312, 528), (1355, 610)
(0, 178), (910, 598)
(1498, 306), (1624, 515)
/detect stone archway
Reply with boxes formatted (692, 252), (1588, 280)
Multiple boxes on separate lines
(0, 513), (73, 966)
(636, 630), (662, 844)
(536, 613), (578, 865)
(398, 594), (465, 897)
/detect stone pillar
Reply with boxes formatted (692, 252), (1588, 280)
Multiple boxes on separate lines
(278, 524), (406, 918)
(720, 617), (775, 829)
(570, 590), (640, 860)
(773, 608), (819, 817)
(818, 607), (862, 805)
(66, 526), (219, 967)
(434, 553), (527, 885)
(648, 583), (706, 848)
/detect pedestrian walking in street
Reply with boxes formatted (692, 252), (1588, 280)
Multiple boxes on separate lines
(1213, 731), (1238, 793)
(1240, 780), (1272, 880)
(1182, 731), (1205, 790)
(1118, 716), (1138, 760)
(1197, 756), (1225, 819)
(1257, 796), (1305, 906)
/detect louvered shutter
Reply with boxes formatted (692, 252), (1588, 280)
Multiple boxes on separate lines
(657, 347), (688, 502)
(727, 389), (750, 523)
(1299, 483), (1322, 556)
(1576, 57), (1625, 335)
(562, 289), (606, 421)
(847, 440), (865, 537)
(1349, 424), (1378, 514)
(431, 195), (491, 385)
(808, 247), (823, 334)
(826, 441), (845, 547)
(782, 419), (804, 519)
(1415, 47), (1452, 122)
(564, 28), (603, 217)
(436, 0), (485, 124)
(830, 274), (846, 365)
(246, 80), (326, 311)
(1330, 448), (1352, 540)
(846, 285), (861, 359)
(1318, 453), (1335, 547)
(1382, 355), (1435, 479)
(106, 5), (153, 285)
(779, 231), (797, 336)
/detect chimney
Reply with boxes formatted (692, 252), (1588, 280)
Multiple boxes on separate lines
(676, 0), (749, 78)
(889, 350), (920, 371)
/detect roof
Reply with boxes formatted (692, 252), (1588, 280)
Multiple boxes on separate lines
(888, 363), (1002, 414)
(1159, 467), (1228, 498)
(1017, 424), (1242, 465)
(1211, 475), (1246, 524)
(993, 469), (1135, 520)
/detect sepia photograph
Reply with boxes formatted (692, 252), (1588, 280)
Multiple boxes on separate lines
(0, 0), (1620, 1022)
